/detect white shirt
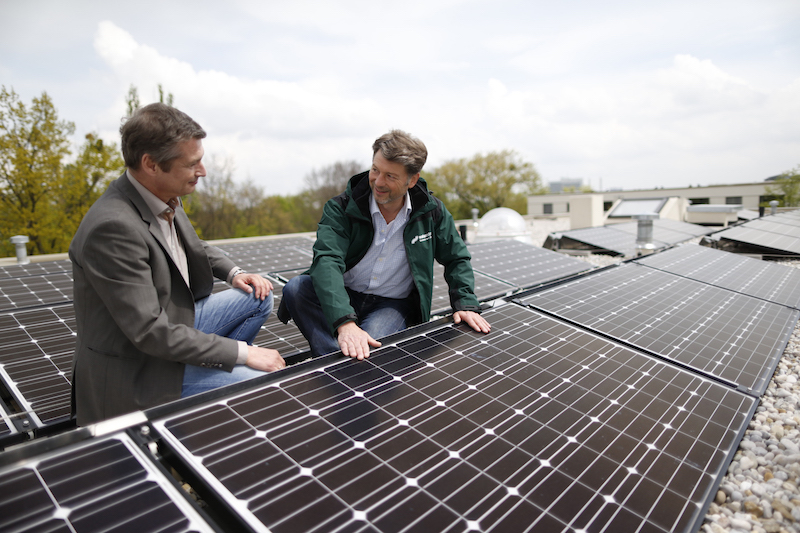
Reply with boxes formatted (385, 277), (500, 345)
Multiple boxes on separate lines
(343, 192), (414, 299)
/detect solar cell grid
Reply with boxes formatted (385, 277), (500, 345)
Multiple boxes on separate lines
(520, 264), (798, 395)
(610, 222), (703, 245)
(154, 303), (755, 533)
(216, 237), (315, 274)
(743, 218), (800, 236)
(635, 245), (800, 309)
(467, 240), (592, 289)
(0, 305), (75, 426)
(0, 273), (73, 312)
(0, 433), (215, 532)
(0, 259), (72, 280)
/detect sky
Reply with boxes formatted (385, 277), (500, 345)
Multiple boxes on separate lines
(1, 0), (799, 196)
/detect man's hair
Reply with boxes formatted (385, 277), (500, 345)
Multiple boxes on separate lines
(120, 103), (206, 171)
(372, 129), (427, 177)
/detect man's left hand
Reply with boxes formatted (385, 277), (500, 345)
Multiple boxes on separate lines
(453, 310), (491, 334)
(233, 273), (273, 300)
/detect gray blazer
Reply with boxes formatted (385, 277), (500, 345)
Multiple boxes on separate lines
(69, 173), (239, 425)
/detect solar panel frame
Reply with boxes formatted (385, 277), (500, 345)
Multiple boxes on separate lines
(519, 264), (799, 396)
(152, 303), (757, 533)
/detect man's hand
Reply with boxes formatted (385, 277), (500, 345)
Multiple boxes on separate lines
(245, 345), (285, 371)
(337, 321), (381, 360)
(453, 310), (491, 334)
(233, 273), (273, 300)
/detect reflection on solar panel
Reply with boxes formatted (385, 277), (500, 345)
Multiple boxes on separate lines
(0, 273), (73, 312)
(468, 240), (593, 289)
(520, 264), (798, 395)
(0, 259), (71, 280)
(154, 303), (756, 533)
(550, 220), (712, 256)
(0, 306), (75, 427)
(216, 237), (315, 274)
(0, 433), (215, 532)
(635, 245), (800, 309)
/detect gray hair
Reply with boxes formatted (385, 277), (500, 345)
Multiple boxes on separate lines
(120, 103), (206, 171)
(372, 129), (427, 177)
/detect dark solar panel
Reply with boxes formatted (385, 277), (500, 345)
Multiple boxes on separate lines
(556, 226), (670, 256)
(153, 303), (756, 533)
(611, 220), (712, 243)
(0, 433), (215, 532)
(0, 259), (72, 280)
(467, 239), (593, 289)
(713, 226), (800, 255)
(430, 263), (516, 316)
(0, 401), (17, 442)
(635, 245), (800, 309)
(0, 306), (75, 426)
(216, 237), (315, 274)
(520, 264), (798, 395)
(0, 273), (73, 312)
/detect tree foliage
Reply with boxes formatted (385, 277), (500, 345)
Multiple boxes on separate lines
(0, 86), (124, 256)
(302, 160), (363, 221)
(765, 165), (800, 207)
(422, 150), (545, 219)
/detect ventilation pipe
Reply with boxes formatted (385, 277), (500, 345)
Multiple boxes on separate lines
(10, 235), (30, 265)
(471, 208), (479, 228)
(770, 200), (779, 215)
(633, 214), (658, 256)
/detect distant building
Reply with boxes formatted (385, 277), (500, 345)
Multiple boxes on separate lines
(529, 180), (779, 220)
(548, 178), (584, 194)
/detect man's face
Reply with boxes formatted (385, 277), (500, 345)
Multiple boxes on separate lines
(369, 152), (419, 209)
(152, 138), (205, 201)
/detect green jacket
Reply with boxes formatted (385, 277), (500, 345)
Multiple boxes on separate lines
(284, 171), (480, 335)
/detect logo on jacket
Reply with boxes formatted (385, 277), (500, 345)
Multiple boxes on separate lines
(411, 232), (432, 244)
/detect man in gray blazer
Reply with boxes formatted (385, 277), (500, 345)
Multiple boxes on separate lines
(69, 103), (284, 426)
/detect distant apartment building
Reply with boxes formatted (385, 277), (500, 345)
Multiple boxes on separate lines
(529, 181), (778, 219)
(548, 178), (584, 194)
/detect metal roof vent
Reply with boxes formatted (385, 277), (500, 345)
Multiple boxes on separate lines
(633, 214), (658, 256)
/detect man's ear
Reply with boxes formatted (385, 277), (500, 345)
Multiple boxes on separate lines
(407, 173), (420, 190)
(140, 153), (159, 176)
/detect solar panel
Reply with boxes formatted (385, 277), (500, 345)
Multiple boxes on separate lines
(635, 244), (800, 309)
(610, 220), (712, 243)
(519, 264), (798, 395)
(0, 401), (18, 443)
(0, 306), (75, 427)
(252, 281), (310, 357)
(0, 432), (215, 532)
(553, 226), (669, 256)
(712, 226), (800, 255)
(743, 218), (800, 236)
(216, 237), (315, 274)
(153, 303), (756, 533)
(0, 259), (72, 280)
(0, 273), (73, 312)
(467, 239), (593, 289)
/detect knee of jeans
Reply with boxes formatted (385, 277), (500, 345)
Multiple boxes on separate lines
(259, 291), (274, 317)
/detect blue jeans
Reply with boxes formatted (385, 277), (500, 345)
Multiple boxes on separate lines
(181, 288), (272, 397)
(281, 275), (413, 357)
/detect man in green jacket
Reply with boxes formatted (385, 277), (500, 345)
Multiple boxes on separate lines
(279, 129), (491, 359)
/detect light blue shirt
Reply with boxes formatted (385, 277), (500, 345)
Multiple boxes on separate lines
(343, 192), (414, 299)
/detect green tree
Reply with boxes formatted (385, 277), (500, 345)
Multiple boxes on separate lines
(764, 165), (800, 207)
(302, 160), (363, 222)
(422, 150), (545, 219)
(0, 87), (123, 256)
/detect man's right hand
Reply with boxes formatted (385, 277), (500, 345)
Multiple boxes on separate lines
(337, 321), (381, 360)
(246, 345), (285, 371)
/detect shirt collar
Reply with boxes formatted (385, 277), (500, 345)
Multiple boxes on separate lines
(126, 169), (173, 219)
